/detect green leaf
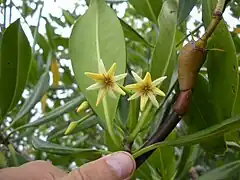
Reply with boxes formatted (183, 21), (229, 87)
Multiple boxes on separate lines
(128, 0), (163, 24)
(198, 160), (240, 180)
(184, 74), (226, 153)
(120, 19), (153, 47)
(149, 131), (176, 180)
(11, 71), (50, 127)
(53, 36), (69, 49)
(32, 136), (104, 160)
(177, 0), (197, 24)
(69, 0), (126, 127)
(30, 26), (50, 62)
(104, 131), (119, 151)
(0, 19), (32, 119)
(133, 115), (240, 158)
(45, 18), (56, 50)
(150, 0), (177, 80)
(203, 0), (239, 121)
(63, 10), (75, 25)
(16, 95), (84, 130)
(0, 151), (7, 168)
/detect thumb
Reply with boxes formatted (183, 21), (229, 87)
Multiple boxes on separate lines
(59, 152), (135, 180)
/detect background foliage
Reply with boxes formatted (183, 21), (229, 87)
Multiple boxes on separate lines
(0, 0), (240, 179)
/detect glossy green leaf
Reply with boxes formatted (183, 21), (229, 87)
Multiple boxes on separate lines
(177, 0), (197, 24)
(45, 18), (56, 50)
(184, 74), (226, 153)
(133, 115), (240, 158)
(203, 0), (239, 121)
(198, 160), (240, 180)
(16, 95), (84, 130)
(11, 71), (50, 127)
(104, 131), (119, 151)
(32, 136), (104, 160)
(149, 131), (176, 180)
(150, 0), (177, 80)
(128, 0), (162, 24)
(0, 19), (32, 119)
(63, 10), (75, 25)
(120, 19), (153, 47)
(69, 0), (126, 126)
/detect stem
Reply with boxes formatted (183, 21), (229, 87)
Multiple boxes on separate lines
(32, 4), (44, 54)
(127, 103), (153, 143)
(176, 23), (203, 47)
(201, 0), (228, 41)
(134, 111), (181, 168)
(102, 97), (120, 147)
(3, 0), (7, 29)
(76, 111), (94, 124)
(215, 0), (226, 12)
(126, 99), (138, 132)
(9, 0), (12, 24)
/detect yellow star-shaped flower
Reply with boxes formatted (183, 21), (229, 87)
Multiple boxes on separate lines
(125, 71), (166, 111)
(84, 59), (127, 106)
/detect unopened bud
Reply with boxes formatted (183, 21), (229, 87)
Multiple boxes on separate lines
(64, 121), (78, 135)
(76, 101), (89, 113)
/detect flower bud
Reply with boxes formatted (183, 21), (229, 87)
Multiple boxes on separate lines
(64, 121), (78, 135)
(76, 101), (89, 113)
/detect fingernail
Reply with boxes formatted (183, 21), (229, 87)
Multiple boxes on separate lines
(105, 152), (135, 179)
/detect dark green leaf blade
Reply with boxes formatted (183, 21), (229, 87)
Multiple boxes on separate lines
(120, 19), (153, 47)
(203, 0), (238, 122)
(177, 0), (197, 24)
(11, 71), (50, 127)
(32, 136), (103, 160)
(150, 0), (177, 81)
(198, 160), (240, 180)
(184, 74), (226, 153)
(16, 95), (84, 130)
(0, 19), (32, 118)
(128, 0), (163, 24)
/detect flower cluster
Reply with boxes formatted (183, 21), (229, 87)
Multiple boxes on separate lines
(85, 59), (166, 111)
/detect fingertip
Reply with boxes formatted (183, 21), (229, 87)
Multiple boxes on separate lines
(105, 151), (136, 179)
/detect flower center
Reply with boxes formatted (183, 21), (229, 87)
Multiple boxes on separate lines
(141, 84), (152, 95)
(104, 75), (113, 87)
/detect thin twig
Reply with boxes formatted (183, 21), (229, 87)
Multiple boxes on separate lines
(176, 23), (203, 47)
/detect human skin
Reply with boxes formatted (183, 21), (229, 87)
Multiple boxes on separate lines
(0, 151), (136, 180)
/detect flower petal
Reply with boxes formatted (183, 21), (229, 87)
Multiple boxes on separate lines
(131, 71), (143, 83)
(86, 82), (103, 90)
(114, 73), (127, 82)
(148, 92), (159, 108)
(128, 92), (141, 100)
(140, 95), (148, 111)
(125, 83), (141, 90)
(98, 59), (106, 74)
(107, 63), (116, 77)
(108, 89), (117, 99)
(85, 72), (104, 81)
(143, 72), (152, 84)
(152, 76), (167, 87)
(96, 88), (107, 106)
(152, 87), (166, 96)
(112, 84), (126, 95)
